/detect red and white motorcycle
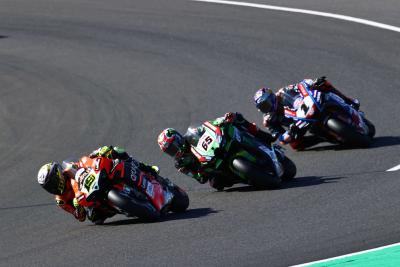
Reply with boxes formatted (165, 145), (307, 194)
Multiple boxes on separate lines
(73, 156), (189, 222)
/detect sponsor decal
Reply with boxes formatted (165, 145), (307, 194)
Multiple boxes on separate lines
(126, 160), (141, 182)
(77, 194), (84, 201)
(145, 182), (154, 198)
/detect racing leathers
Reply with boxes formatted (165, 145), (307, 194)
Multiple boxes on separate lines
(54, 162), (86, 222)
(262, 77), (359, 150)
(174, 112), (275, 189)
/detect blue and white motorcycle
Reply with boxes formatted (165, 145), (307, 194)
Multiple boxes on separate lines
(285, 80), (375, 147)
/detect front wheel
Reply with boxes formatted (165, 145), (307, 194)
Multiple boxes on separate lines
(232, 158), (281, 188)
(363, 118), (376, 138)
(280, 157), (297, 181)
(326, 118), (372, 147)
(170, 186), (189, 213)
(107, 189), (160, 221)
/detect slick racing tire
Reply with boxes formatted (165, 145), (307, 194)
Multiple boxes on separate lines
(363, 118), (376, 138)
(280, 157), (297, 181)
(107, 189), (160, 221)
(170, 186), (189, 213)
(326, 118), (372, 147)
(232, 158), (281, 188)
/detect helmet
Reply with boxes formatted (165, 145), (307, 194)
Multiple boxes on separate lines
(158, 128), (185, 157)
(253, 88), (277, 113)
(37, 162), (66, 195)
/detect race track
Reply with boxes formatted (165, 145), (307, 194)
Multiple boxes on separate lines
(1, 0), (399, 266)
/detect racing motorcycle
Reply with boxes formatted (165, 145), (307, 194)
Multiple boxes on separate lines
(286, 81), (375, 147)
(186, 120), (297, 190)
(70, 156), (189, 222)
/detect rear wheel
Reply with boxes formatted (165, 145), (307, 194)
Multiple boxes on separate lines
(280, 157), (297, 181)
(107, 189), (160, 221)
(170, 186), (189, 213)
(232, 158), (281, 188)
(326, 118), (372, 147)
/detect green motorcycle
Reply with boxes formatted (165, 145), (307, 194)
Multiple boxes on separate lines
(186, 119), (297, 190)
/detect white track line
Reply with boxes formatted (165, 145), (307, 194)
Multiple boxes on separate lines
(192, 0), (400, 33)
(291, 242), (400, 266)
(387, 164), (400, 172)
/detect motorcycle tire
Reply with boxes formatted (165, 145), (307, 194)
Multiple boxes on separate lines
(363, 118), (376, 138)
(232, 158), (281, 188)
(170, 186), (189, 213)
(107, 189), (160, 221)
(280, 157), (297, 181)
(326, 118), (372, 147)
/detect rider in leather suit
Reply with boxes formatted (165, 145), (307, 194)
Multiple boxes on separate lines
(253, 76), (360, 150)
(37, 146), (159, 224)
(158, 112), (275, 190)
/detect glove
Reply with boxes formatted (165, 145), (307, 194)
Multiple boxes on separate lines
(73, 200), (86, 222)
(73, 197), (80, 208)
(314, 76), (327, 87)
(350, 98), (360, 111)
(151, 165), (160, 175)
(139, 162), (160, 175)
(72, 197), (86, 221)
(224, 112), (235, 123)
(89, 146), (113, 158)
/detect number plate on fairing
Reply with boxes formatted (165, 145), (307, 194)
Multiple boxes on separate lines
(192, 127), (222, 162)
(296, 96), (317, 119)
(76, 168), (100, 200)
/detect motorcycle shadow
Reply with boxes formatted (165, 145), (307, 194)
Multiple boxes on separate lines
(161, 207), (219, 221)
(280, 175), (343, 189)
(302, 136), (400, 151)
(101, 208), (218, 226)
(224, 176), (342, 192)
(369, 136), (400, 148)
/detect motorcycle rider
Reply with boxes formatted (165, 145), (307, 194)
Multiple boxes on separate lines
(158, 112), (275, 190)
(37, 146), (159, 224)
(253, 76), (360, 150)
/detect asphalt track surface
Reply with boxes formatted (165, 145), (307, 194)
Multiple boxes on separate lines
(0, 0), (399, 266)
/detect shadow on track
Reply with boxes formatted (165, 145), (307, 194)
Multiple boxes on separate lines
(0, 202), (53, 210)
(101, 208), (218, 226)
(281, 175), (343, 189)
(302, 136), (400, 151)
(369, 136), (400, 148)
(224, 175), (343, 192)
